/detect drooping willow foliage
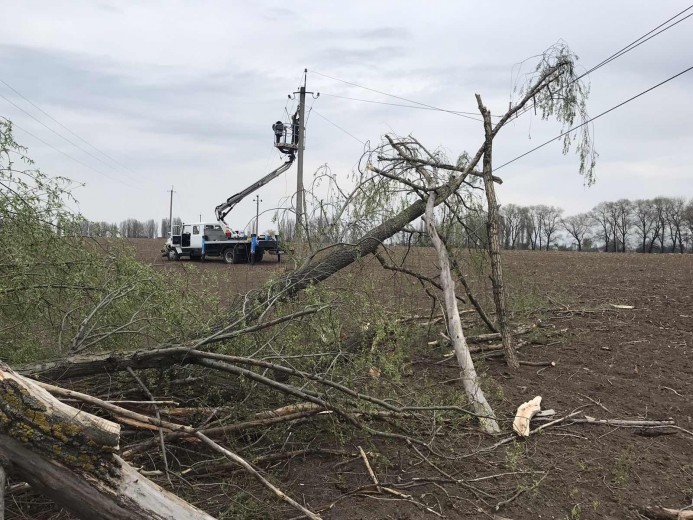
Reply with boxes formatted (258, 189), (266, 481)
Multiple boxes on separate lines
(0, 119), (215, 363)
(516, 43), (598, 185)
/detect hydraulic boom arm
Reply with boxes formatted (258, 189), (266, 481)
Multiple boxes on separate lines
(214, 155), (295, 224)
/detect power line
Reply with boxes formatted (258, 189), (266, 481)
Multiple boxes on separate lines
(1, 116), (134, 186)
(0, 91), (141, 185)
(310, 69), (482, 122)
(0, 78), (139, 178)
(494, 64), (693, 172)
(320, 92), (499, 118)
(578, 5), (693, 82)
(312, 109), (366, 145)
(512, 5), (693, 121)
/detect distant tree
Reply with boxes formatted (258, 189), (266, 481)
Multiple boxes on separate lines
(276, 213), (295, 241)
(144, 219), (157, 239)
(562, 213), (591, 251)
(119, 218), (147, 238)
(684, 199), (693, 252)
(663, 197), (686, 253)
(525, 205), (543, 250)
(611, 199), (632, 252)
(651, 197), (668, 253)
(540, 206), (563, 250)
(517, 206), (533, 249)
(633, 199), (658, 252)
(591, 202), (613, 252)
(500, 203), (523, 249)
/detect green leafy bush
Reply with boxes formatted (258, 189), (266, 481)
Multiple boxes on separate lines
(0, 119), (215, 363)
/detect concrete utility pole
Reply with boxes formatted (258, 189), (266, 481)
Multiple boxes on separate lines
(254, 195), (262, 235)
(168, 186), (174, 238)
(295, 75), (306, 236)
(292, 69), (318, 238)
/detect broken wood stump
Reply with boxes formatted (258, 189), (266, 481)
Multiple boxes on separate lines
(0, 361), (214, 519)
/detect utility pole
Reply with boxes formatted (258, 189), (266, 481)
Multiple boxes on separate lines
(292, 69), (318, 238)
(253, 195), (262, 235)
(168, 186), (174, 238)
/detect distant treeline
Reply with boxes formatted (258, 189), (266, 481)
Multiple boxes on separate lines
(499, 197), (693, 253)
(78, 217), (183, 239)
(83, 196), (693, 253)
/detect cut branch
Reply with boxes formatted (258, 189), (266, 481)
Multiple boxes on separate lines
(424, 191), (500, 434)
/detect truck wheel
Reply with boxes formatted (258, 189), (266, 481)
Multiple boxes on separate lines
(167, 249), (179, 261)
(254, 250), (264, 263)
(223, 248), (235, 264)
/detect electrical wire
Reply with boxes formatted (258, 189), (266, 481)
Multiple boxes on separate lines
(511, 5), (693, 121)
(577, 5), (693, 82)
(310, 69), (482, 122)
(1, 116), (135, 186)
(314, 2), (691, 125)
(320, 92), (495, 118)
(311, 109), (366, 145)
(0, 78), (140, 179)
(494, 64), (693, 172)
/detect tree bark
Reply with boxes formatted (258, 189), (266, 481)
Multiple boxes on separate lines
(475, 94), (519, 369)
(424, 193), (500, 434)
(0, 362), (215, 520)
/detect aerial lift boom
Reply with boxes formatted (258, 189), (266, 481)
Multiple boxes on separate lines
(214, 154), (295, 224)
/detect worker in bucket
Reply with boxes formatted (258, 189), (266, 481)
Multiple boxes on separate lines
(272, 120), (284, 144)
(224, 225), (232, 239)
(291, 110), (299, 146)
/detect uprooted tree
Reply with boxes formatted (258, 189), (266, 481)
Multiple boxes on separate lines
(1, 44), (598, 519)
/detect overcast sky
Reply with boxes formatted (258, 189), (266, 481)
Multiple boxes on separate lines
(1, 1), (691, 232)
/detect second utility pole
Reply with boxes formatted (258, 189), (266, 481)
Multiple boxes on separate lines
(254, 195), (262, 235)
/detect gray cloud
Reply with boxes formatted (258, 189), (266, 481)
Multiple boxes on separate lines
(310, 45), (407, 67)
(303, 27), (412, 41)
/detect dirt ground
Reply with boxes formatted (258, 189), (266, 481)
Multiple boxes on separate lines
(20, 239), (688, 520)
(121, 239), (693, 519)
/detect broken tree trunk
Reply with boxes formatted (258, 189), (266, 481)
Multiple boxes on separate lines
(424, 192), (500, 434)
(0, 362), (215, 520)
(476, 94), (519, 370)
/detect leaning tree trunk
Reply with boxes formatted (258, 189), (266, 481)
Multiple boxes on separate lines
(0, 362), (215, 520)
(424, 193), (500, 434)
(476, 94), (520, 370)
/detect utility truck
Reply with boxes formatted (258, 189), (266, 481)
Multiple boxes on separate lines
(162, 146), (296, 264)
(163, 222), (284, 264)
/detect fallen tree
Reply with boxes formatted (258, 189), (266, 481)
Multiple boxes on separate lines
(0, 362), (216, 519)
(2, 43), (599, 518)
(242, 44), (595, 371)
